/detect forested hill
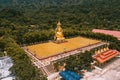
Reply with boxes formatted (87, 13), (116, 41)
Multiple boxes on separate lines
(0, 0), (119, 30)
(0, 0), (119, 10)
(0, 0), (98, 9)
(0, 0), (83, 8)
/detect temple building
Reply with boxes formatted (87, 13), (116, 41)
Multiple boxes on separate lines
(92, 47), (120, 65)
(54, 20), (65, 43)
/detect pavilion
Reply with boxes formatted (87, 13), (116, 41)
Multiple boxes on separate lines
(92, 48), (120, 64)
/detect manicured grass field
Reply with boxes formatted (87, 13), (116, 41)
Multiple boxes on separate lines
(27, 37), (100, 59)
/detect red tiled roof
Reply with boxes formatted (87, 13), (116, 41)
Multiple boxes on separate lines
(93, 50), (120, 63)
(92, 29), (120, 40)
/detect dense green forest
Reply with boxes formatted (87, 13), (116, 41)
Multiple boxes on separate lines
(0, 36), (47, 80)
(0, 0), (120, 80)
(0, 0), (119, 44)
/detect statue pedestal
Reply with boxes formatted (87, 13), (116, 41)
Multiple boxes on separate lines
(53, 39), (68, 44)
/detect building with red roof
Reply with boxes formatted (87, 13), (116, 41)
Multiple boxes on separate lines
(92, 29), (120, 40)
(92, 48), (120, 64)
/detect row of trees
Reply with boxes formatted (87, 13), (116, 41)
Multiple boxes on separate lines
(0, 36), (47, 80)
(54, 50), (95, 74)
(22, 28), (80, 45)
(65, 51), (93, 72)
(78, 32), (120, 51)
(21, 28), (120, 52)
(22, 30), (54, 44)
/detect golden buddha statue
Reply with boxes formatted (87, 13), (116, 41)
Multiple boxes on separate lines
(54, 20), (65, 41)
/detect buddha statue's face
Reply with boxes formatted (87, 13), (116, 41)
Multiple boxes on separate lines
(58, 27), (61, 32)
(56, 26), (61, 32)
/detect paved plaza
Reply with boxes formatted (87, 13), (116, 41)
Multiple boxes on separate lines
(27, 37), (100, 59)
(82, 58), (120, 80)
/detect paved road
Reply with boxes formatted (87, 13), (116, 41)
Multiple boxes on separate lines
(82, 58), (120, 80)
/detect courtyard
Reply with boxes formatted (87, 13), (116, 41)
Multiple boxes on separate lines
(26, 37), (100, 59)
